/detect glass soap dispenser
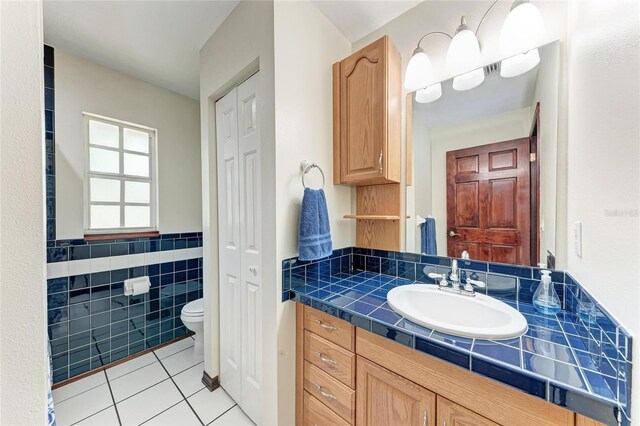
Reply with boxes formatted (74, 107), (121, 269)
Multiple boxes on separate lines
(533, 270), (561, 315)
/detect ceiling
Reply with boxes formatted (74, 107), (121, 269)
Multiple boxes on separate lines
(311, 0), (423, 42)
(43, 0), (239, 100)
(43, 0), (423, 100)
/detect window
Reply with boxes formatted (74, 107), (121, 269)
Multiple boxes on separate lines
(84, 114), (157, 234)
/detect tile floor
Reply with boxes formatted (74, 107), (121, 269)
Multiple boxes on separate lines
(53, 337), (254, 426)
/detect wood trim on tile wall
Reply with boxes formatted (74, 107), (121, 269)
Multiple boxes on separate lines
(84, 231), (160, 241)
(201, 371), (220, 392)
(51, 333), (193, 389)
(295, 303), (305, 426)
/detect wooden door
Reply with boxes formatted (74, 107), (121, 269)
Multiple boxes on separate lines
(339, 37), (387, 183)
(437, 396), (499, 426)
(357, 356), (436, 426)
(446, 138), (531, 265)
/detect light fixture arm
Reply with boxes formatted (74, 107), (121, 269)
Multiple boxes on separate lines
(475, 0), (502, 35)
(415, 31), (453, 51)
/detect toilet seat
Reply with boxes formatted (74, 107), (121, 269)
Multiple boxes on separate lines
(181, 298), (204, 318)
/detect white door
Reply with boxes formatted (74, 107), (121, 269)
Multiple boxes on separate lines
(215, 88), (242, 402)
(215, 72), (262, 424)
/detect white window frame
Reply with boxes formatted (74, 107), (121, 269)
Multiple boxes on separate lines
(83, 113), (159, 234)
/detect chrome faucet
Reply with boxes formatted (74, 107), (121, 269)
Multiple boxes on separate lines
(426, 258), (486, 296)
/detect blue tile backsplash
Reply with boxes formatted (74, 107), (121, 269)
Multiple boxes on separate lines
(44, 45), (203, 384)
(282, 247), (633, 425)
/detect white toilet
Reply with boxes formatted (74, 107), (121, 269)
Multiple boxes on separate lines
(181, 298), (204, 353)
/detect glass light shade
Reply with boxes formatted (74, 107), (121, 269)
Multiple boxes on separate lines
(452, 68), (485, 91)
(446, 29), (482, 77)
(500, 1), (545, 57)
(500, 48), (540, 77)
(415, 83), (442, 104)
(404, 48), (435, 91)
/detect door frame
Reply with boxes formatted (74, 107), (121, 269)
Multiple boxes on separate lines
(529, 103), (541, 267)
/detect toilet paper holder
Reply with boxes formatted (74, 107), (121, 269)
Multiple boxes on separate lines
(124, 276), (151, 296)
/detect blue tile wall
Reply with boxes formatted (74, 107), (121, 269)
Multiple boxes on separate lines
(43, 46), (205, 383)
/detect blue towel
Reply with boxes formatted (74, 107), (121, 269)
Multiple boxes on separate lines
(298, 188), (332, 261)
(420, 217), (437, 255)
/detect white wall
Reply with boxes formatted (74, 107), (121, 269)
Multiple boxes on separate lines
(0, 1), (48, 424)
(54, 48), (202, 239)
(565, 0), (640, 421)
(425, 107), (532, 255)
(199, 1), (278, 423)
(274, 1), (353, 424)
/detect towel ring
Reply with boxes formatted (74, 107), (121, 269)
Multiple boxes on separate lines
(301, 160), (325, 189)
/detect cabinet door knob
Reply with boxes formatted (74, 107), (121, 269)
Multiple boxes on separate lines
(423, 409), (428, 426)
(378, 150), (384, 175)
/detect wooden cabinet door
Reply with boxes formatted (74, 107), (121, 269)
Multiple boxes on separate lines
(339, 37), (387, 184)
(357, 356), (435, 426)
(437, 396), (498, 426)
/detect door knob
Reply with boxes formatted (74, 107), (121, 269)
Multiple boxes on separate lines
(249, 266), (257, 275)
(448, 230), (461, 238)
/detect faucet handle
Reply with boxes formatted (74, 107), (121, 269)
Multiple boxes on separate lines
(463, 278), (486, 293)
(428, 273), (449, 287)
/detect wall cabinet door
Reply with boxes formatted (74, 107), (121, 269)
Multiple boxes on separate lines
(333, 36), (401, 186)
(436, 396), (498, 426)
(357, 356), (435, 426)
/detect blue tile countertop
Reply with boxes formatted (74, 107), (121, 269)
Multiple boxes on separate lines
(283, 248), (632, 426)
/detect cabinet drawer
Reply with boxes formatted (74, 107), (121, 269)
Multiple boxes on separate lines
(304, 391), (351, 426)
(304, 361), (355, 424)
(304, 307), (354, 351)
(304, 330), (355, 388)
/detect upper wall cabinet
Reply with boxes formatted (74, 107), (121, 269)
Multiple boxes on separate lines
(333, 36), (402, 186)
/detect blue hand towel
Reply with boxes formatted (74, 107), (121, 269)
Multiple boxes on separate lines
(420, 217), (437, 255)
(298, 188), (332, 261)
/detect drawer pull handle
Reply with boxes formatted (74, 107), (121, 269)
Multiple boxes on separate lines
(316, 320), (337, 330)
(315, 384), (337, 400)
(423, 409), (428, 426)
(314, 351), (337, 365)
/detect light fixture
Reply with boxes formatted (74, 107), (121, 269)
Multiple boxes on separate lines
(500, 48), (540, 77)
(446, 17), (484, 91)
(404, 32), (453, 91)
(415, 83), (442, 104)
(403, 0), (545, 91)
(500, 0), (545, 57)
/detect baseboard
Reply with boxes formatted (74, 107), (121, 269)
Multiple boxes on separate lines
(52, 333), (194, 390)
(202, 371), (220, 392)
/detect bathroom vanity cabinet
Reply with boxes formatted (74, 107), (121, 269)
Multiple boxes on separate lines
(295, 304), (606, 426)
(332, 35), (401, 186)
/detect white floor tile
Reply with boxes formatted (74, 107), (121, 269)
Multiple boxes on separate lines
(209, 405), (254, 426)
(187, 388), (235, 425)
(53, 383), (113, 426)
(154, 338), (194, 360)
(172, 362), (205, 397)
(53, 371), (107, 404)
(74, 406), (119, 425)
(110, 361), (169, 402)
(117, 379), (183, 426)
(106, 352), (157, 381)
(143, 401), (201, 425)
(161, 347), (204, 376)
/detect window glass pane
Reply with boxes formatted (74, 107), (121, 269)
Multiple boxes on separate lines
(89, 120), (119, 148)
(90, 178), (120, 202)
(125, 181), (150, 203)
(90, 205), (120, 229)
(90, 147), (120, 174)
(123, 128), (149, 153)
(124, 153), (149, 177)
(125, 205), (150, 228)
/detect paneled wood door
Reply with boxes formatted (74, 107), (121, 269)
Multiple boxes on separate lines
(215, 72), (262, 424)
(357, 356), (436, 426)
(446, 138), (531, 264)
(437, 396), (499, 426)
(334, 36), (401, 185)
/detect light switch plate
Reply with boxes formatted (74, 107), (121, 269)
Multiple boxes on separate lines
(574, 221), (583, 258)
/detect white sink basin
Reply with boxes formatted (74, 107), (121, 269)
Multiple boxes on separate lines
(387, 285), (528, 340)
